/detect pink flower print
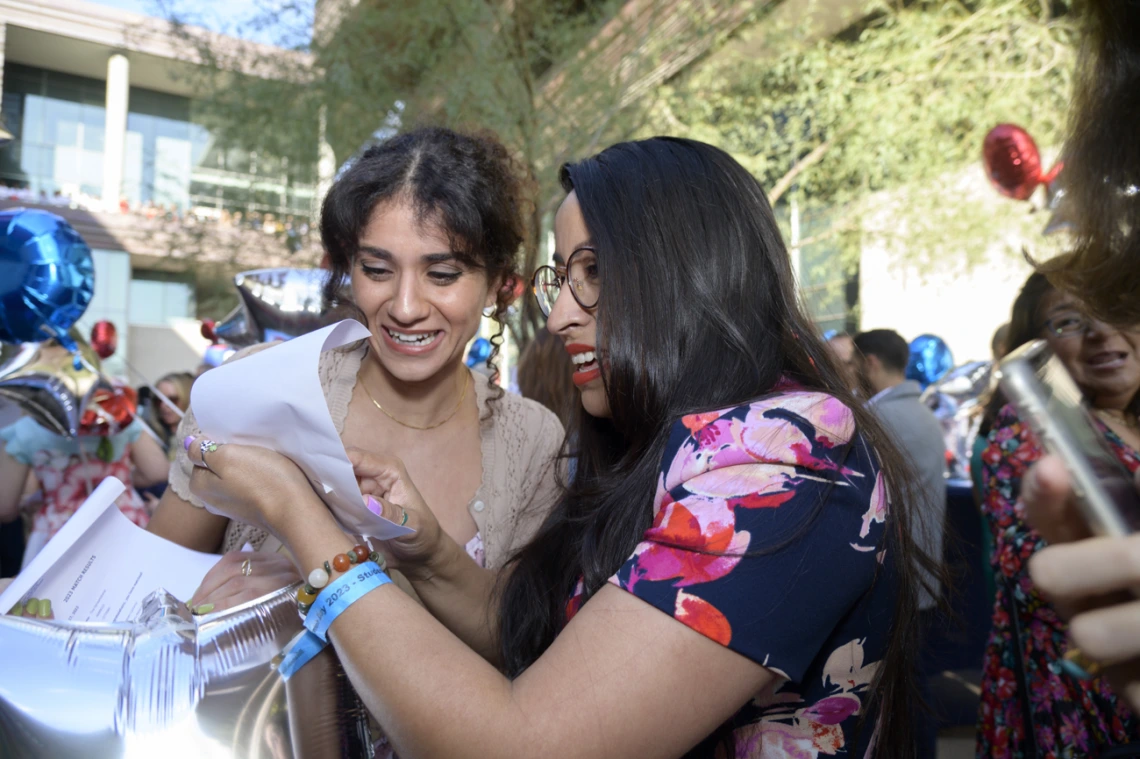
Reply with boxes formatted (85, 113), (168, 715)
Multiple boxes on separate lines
(735, 720), (820, 759)
(777, 393), (855, 448)
(801, 695), (861, 726)
(631, 497), (750, 588)
(1059, 710), (1090, 752)
(664, 439), (715, 489)
(683, 464), (798, 510)
(859, 473), (888, 539)
(674, 590), (732, 645)
(739, 406), (814, 465)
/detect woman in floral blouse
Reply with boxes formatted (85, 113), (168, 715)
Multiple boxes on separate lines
(179, 138), (936, 758)
(977, 272), (1140, 758)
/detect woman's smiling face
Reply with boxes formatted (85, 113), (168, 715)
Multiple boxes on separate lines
(351, 199), (497, 384)
(546, 192), (610, 419)
(1041, 290), (1140, 409)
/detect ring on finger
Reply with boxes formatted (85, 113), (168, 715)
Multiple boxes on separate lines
(241, 558), (252, 577)
(199, 439), (221, 474)
(1060, 647), (1102, 680)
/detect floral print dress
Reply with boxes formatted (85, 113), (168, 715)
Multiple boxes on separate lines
(977, 404), (1139, 758)
(566, 391), (898, 758)
(0, 417), (151, 569)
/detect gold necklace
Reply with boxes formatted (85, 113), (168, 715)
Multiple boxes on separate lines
(361, 370), (471, 431)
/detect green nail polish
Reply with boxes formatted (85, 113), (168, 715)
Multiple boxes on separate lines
(9, 603), (22, 616)
(23, 599), (39, 617)
(194, 603), (215, 615)
(37, 600), (51, 618)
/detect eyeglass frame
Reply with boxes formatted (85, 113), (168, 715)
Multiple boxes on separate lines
(1043, 311), (1096, 340)
(531, 246), (599, 317)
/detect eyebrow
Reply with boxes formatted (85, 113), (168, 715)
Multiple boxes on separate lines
(552, 241), (595, 265)
(1045, 302), (1080, 316)
(358, 246), (458, 264)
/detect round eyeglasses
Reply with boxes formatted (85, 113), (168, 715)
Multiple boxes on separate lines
(531, 246), (599, 317)
(1044, 312), (1093, 340)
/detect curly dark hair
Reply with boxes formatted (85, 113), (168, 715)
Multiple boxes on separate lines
(1036, 0), (1140, 324)
(319, 126), (533, 388)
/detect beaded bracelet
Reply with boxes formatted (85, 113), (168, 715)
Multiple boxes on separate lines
(296, 544), (386, 616)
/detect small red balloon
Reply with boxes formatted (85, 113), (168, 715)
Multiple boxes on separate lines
(79, 384), (138, 437)
(90, 320), (118, 359)
(983, 124), (1046, 201)
(200, 319), (217, 342)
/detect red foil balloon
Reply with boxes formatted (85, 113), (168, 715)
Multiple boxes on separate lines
(79, 383), (137, 437)
(90, 320), (118, 359)
(983, 124), (1048, 201)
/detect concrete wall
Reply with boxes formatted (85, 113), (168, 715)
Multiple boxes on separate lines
(857, 160), (1061, 364)
(859, 242), (1033, 364)
(127, 318), (209, 385)
(74, 247), (131, 378)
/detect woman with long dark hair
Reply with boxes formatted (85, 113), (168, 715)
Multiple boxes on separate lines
(182, 137), (933, 758)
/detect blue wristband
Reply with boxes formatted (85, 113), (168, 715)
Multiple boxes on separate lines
(305, 560), (391, 641)
(278, 629), (326, 681)
(276, 560), (392, 680)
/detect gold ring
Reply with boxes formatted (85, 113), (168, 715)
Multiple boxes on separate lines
(241, 558), (252, 577)
(1062, 647), (1102, 679)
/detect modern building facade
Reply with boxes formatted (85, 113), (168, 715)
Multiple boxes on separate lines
(0, 0), (319, 380)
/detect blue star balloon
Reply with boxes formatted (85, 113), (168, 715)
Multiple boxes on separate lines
(0, 208), (95, 345)
(906, 334), (954, 389)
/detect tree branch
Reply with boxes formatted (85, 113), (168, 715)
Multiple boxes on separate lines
(768, 135), (842, 206)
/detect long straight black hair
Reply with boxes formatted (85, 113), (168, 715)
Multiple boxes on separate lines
(497, 137), (936, 758)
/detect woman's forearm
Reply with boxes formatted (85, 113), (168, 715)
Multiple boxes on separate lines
(278, 503), (528, 758)
(401, 537), (503, 665)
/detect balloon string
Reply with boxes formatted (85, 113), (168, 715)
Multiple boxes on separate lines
(1041, 161), (1064, 186)
(119, 358), (185, 421)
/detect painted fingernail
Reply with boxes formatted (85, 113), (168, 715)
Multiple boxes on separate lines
(23, 599), (39, 617)
(37, 600), (52, 618)
(366, 495), (383, 517)
(183, 435), (195, 451)
(9, 603), (23, 616)
(193, 603), (215, 615)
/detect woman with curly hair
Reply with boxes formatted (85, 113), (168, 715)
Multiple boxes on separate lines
(148, 127), (564, 631)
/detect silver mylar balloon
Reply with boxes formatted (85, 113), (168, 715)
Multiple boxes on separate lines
(0, 335), (111, 438)
(921, 360), (993, 482)
(0, 585), (372, 758)
(214, 269), (352, 348)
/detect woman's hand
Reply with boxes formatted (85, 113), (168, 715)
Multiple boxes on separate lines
(347, 447), (447, 580)
(189, 550), (302, 613)
(185, 437), (315, 538)
(1024, 455), (1140, 711)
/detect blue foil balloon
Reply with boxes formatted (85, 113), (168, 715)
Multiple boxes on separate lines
(906, 334), (954, 389)
(466, 337), (492, 367)
(0, 208), (94, 345)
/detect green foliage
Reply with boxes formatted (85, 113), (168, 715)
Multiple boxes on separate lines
(653, 0), (1078, 273)
(161, 0), (706, 343)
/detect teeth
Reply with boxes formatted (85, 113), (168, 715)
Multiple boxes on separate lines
(571, 351), (596, 366)
(386, 328), (437, 346)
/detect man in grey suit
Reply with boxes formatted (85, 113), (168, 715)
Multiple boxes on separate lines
(853, 329), (948, 755)
(853, 329), (948, 607)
